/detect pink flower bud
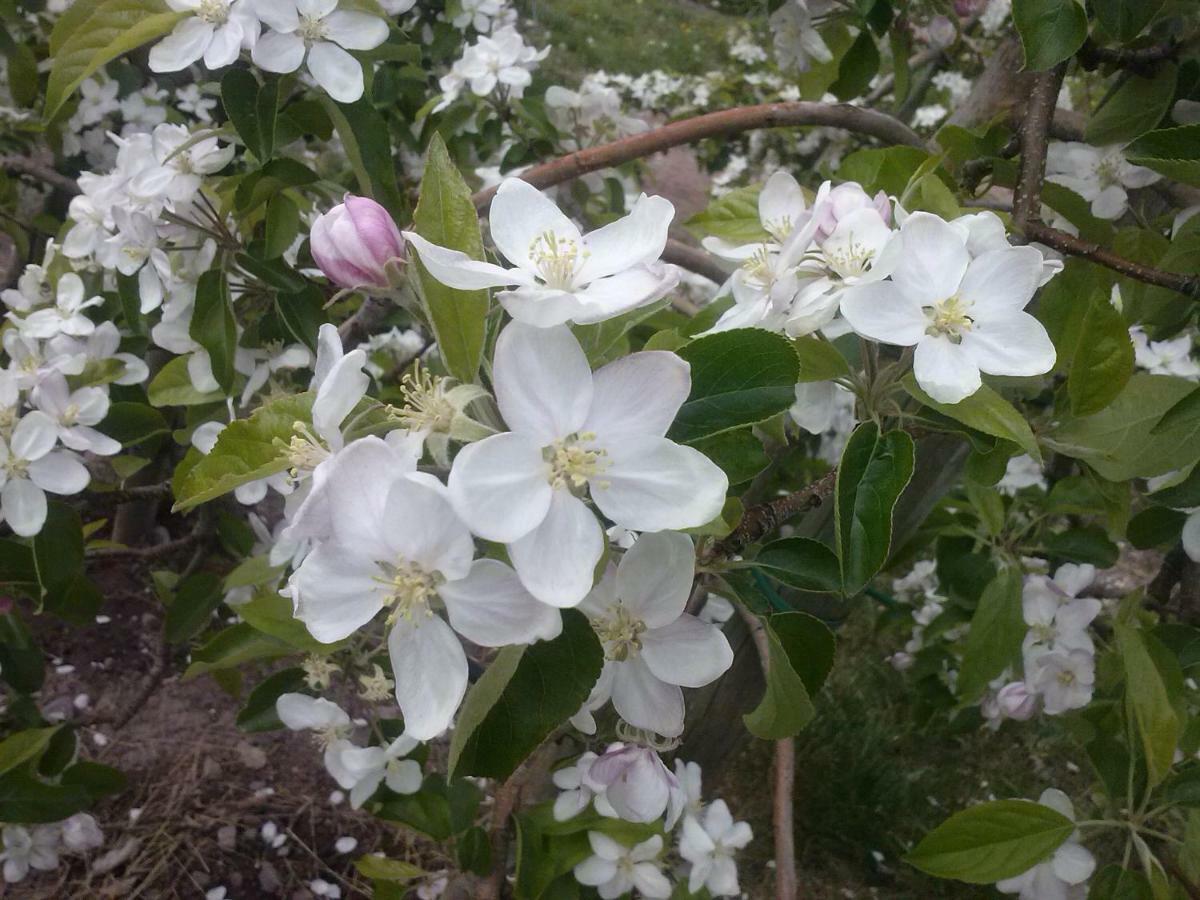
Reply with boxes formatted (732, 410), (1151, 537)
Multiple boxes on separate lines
(588, 743), (681, 824)
(310, 195), (406, 291)
(997, 681), (1038, 721)
(813, 182), (893, 241)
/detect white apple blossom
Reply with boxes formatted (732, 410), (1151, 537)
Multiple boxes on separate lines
(1022, 565), (1100, 658)
(996, 789), (1095, 899)
(324, 734), (422, 809)
(770, 0), (832, 73)
(1130, 326), (1200, 378)
(578, 532), (732, 737)
(678, 799), (752, 897)
(552, 751), (606, 821)
(448, 323), (727, 607)
(149, 0), (261, 73)
(1046, 142), (1161, 220)
(573, 832), (671, 899)
(31, 374), (121, 456)
(586, 742), (684, 825)
(405, 178), (677, 328)
(60, 815), (103, 853)
(0, 825), (59, 883)
(252, 0), (389, 104)
(239, 343), (313, 407)
(11, 274), (103, 340)
(0, 412), (90, 537)
(49, 322), (150, 387)
(998, 454), (1047, 495)
(840, 212), (1057, 404)
(286, 436), (561, 740)
(452, 0), (505, 32)
(437, 25), (548, 109)
(1026, 648), (1095, 715)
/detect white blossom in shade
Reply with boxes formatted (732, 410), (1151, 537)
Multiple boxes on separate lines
(149, 0), (261, 73)
(1, 244), (56, 312)
(679, 799), (752, 896)
(447, 323), (728, 608)
(674, 759), (703, 820)
(702, 171), (811, 262)
(996, 789), (1095, 899)
(0, 825), (59, 883)
(286, 436), (561, 740)
(573, 832), (671, 899)
(1026, 648), (1095, 715)
(239, 343), (313, 407)
(12, 274), (103, 340)
(436, 26), (548, 109)
(1130, 326), (1200, 378)
(1046, 142), (1161, 220)
(697, 593), (734, 626)
(31, 373), (121, 456)
(252, 0), (389, 104)
(131, 125), (236, 206)
(953, 211), (1062, 287)
(587, 742), (684, 825)
(96, 210), (171, 314)
(60, 815), (104, 853)
(579, 532), (733, 737)
(770, 0), (832, 73)
(276, 692), (351, 737)
(840, 212), (1057, 404)
(552, 751), (605, 821)
(0, 412), (90, 537)
(324, 734), (423, 809)
(52, 322), (150, 386)
(452, 0), (504, 31)
(998, 454), (1046, 495)
(790, 379), (852, 435)
(404, 178), (677, 328)
(4, 331), (85, 390)
(1021, 570), (1101, 657)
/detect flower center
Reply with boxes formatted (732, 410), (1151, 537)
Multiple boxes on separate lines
(1031, 622), (1056, 644)
(1095, 155), (1120, 189)
(1057, 669), (1076, 687)
(197, 0), (229, 25)
(741, 245), (776, 287)
(925, 295), (974, 343)
(297, 14), (328, 42)
(376, 558), (442, 623)
(61, 402), (80, 426)
(815, 235), (875, 280)
(2, 457), (28, 479)
(303, 654), (339, 690)
(396, 364), (455, 434)
(545, 432), (606, 491)
(358, 664), (394, 702)
(595, 602), (647, 661)
(528, 230), (584, 289)
(283, 422), (329, 475)
(763, 216), (793, 244)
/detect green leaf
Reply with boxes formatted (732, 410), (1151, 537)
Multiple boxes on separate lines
(906, 799), (1075, 883)
(97, 402), (168, 447)
(412, 135), (489, 385)
(1093, 0), (1165, 43)
(221, 68), (264, 159)
(235, 158), (317, 213)
(903, 376), (1041, 462)
(148, 356), (224, 407)
(835, 423), (915, 596)
(263, 194), (300, 259)
(449, 610), (603, 780)
(1151, 385), (1200, 436)
(691, 429), (769, 486)
(0, 727), (59, 778)
(1043, 527), (1120, 567)
(830, 29), (880, 101)
(957, 567), (1024, 702)
(0, 770), (91, 823)
(44, 0), (186, 121)
(1148, 463), (1200, 508)
(32, 502), (83, 605)
(164, 572), (224, 644)
(668, 329), (800, 443)
(1012, 0), (1087, 71)
(793, 335), (852, 383)
(754, 538), (842, 593)
(1087, 865), (1154, 900)
(1117, 623), (1182, 787)
(1128, 507), (1187, 549)
(1067, 289), (1135, 416)
(1045, 374), (1200, 481)
(743, 612), (822, 739)
(571, 297), (670, 367)
(355, 855), (425, 882)
(0, 613), (44, 694)
(321, 95), (406, 221)
(837, 146), (931, 197)
(378, 774), (481, 840)
(685, 185), (768, 244)
(256, 77), (280, 161)
(188, 271), (235, 393)
(237, 668), (307, 733)
(182, 622), (291, 681)
(1085, 65), (1177, 146)
(237, 590), (337, 654)
(173, 392), (313, 511)
(1127, 124), (1200, 187)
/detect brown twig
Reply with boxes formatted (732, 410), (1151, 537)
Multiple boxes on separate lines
(86, 532), (204, 560)
(1077, 37), (1181, 73)
(0, 151), (79, 194)
(738, 605), (798, 900)
(98, 482), (174, 503)
(1012, 64), (1068, 230)
(662, 238), (729, 285)
(710, 468), (838, 560)
(471, 102), (926, 211)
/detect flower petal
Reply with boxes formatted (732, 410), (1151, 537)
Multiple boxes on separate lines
(611, 656), (684, 736)
(615, 530), (696, 627)
(958, 247), (1043, 314)
(289, 544), (385, 643)
(12, 412), (58, 462)
(960, 311), (1056, 378)
(251, 30), (306, 74)
(641, 614), (733, 688)
(448, 432), (552, 543)
(2, 480), (46, 537)
(322, 10), (388, 50)
(403, 232), (522, 290)
(494, 322), (593, 444)
(388, 614), (468, 741)
(307, 41), (365, 104)
(839, 281), (927, 347)
(488, 178), (583, 273)
(913, 336), (981, 404)
(509, 490), (604, 607)
(577, 194), (675, 282)
(591, 435), (728, 532)
(28, 452), (90, 495)
(569, 265), (679, 324)
(890, 212), (969, 307)
(584, 351), (690, 442)
(149, 18), (214, 72)
(441, 558), (563, 645)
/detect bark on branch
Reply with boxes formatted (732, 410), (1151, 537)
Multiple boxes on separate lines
(0, 152), (79, 194)
(710, 468), (838, 560)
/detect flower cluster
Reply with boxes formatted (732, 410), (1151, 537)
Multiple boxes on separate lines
(437, 25), (549, 111)
(0, 814), (104, 883)
(995, 789), (1095, 899)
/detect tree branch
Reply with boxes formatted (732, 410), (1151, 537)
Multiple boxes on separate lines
(1077, 37), (1182, 73)
(709, 468), (838, 560)
(738, 605), (798, 900)
(1012, 64), (1068, 230)
(471, 102), (926, 211)
(661, 238), (730, 285)
(0, 152), (79, 195)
